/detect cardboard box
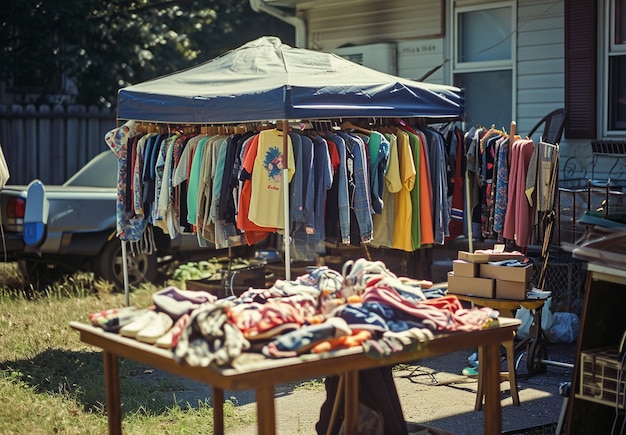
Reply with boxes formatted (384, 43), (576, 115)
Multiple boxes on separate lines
(479, 263), (533, 283)
(453, 259), (479, 277)
(447, 272), (495, 298)
(459, 250), (526, 263)
(485, 252), (526, 262)
(458, 251), (490, 263)
(495, 279), (530, 300)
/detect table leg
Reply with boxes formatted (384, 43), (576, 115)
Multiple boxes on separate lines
(343, 371), (359, 435)
(327, 375), (345, 435)
(475, 347), (484, 411)
(103, 351), (122, 435)
(504, 336), (520, 406)
(213, 387), (224, 435)
(256, 386), (276, 435)
(481, 343), (503, 435)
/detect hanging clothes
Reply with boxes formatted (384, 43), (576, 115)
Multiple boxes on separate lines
(307, 135), (334, 243)
(502, 138), (535, 248)
(107, 120), (469, 256)
(464, 127), (482, 234)
(288, 132), (305, 233)
(237, 133), (276, 245)
(215, 133), (249, 247)
(173, 133), (202, 234)
(293, 134), (316, 240)
(186, 135), (210, 228)
(0, 144), (9, 189)
(526, 141), (559, 213)
(422, 127), (450, 245)
(324, 131), (351, 245)
(479, 132), (500, 239)
(416, 128), (435, 247)
(370, 132), (401, 249)
(104, 120), (148, 242)
(392, 129), (416, 252)
(405, 129), (422, 249)
(195, 134), (218, 244)
(492, 136), (510, 239)
(337, 131), (374, 244)
(367, 131), (390, 215)
(447, 126), (465, 240)
(246, 129), (295, 229)
(484, 133), (509, 239)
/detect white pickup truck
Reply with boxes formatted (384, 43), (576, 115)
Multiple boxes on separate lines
(0, 150), (214, 289)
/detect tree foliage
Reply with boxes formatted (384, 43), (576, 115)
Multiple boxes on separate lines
(0, 0), (293, 107)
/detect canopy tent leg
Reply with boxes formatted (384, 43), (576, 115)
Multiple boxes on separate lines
(282, 119), (291, 280)
(121, 239), (130, 306)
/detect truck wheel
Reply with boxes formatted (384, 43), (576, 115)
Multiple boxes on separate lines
(93, 239), (157, 289)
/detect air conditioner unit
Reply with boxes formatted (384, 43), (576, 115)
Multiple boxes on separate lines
(333, 43), (397, 75)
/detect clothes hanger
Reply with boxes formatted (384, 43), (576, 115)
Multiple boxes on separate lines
(303, 121), (319, 138)
(340, 120), (372, 135)
(136, 122), (148, 134)
(438, 121), (454, 136)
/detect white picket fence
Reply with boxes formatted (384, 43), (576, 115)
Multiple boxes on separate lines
(0, 104), (116, 185)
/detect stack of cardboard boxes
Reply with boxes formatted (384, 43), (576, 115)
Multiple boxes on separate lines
(447, 250), (533, 300)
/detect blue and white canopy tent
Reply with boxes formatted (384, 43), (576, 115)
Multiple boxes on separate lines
(115, 36), (465, 296)
(118, 36), (463, 123)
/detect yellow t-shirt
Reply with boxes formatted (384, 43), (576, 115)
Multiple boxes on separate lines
(392, 130), (416, 251)
(248, 129), (295, 229)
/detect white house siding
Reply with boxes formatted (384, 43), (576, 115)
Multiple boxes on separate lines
(515, 0), (565, 135)
(302, 0), (567, 132)
(397, 38), (446, 84)
(301, 0), (447, 84)
(298, 0), (585, 183)
(303, 0), (442, 50)
(516, 0), (592, 186)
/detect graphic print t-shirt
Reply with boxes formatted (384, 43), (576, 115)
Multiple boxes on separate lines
(245, 129), (295, 229)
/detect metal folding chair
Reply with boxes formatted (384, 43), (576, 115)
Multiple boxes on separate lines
(527, 108), (566, 145)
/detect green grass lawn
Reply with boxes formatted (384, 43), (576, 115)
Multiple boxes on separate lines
(0, 264), (256, 434)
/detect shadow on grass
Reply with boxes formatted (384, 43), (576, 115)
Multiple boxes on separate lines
(0, 347), (215, 415)
(0, 347), (314, 415)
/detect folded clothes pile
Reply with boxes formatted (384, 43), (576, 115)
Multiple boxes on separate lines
(88, 260), (498, 367)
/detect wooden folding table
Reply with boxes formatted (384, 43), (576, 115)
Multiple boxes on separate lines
(70, 318), (520, 435)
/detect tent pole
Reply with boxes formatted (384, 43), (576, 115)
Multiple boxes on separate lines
(463, 124), (473, 254)
(282, 119), (291, 280)
(121, 239), (130, 306)
(465, 168), (473, 253)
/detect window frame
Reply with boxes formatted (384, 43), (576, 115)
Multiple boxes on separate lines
(611, 0), (626, 51)
(450, 0), (517, 124)
(603, 0), (626, 136)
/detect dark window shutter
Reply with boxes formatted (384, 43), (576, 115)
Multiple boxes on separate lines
(565, 0), (597, 139)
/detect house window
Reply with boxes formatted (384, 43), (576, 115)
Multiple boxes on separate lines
(608, 56), (626, 130)
(453, 2), (514, 129)
(615, 0), (626, 45)
(608, 0), (626, 132)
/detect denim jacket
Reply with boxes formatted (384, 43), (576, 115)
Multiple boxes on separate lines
(337, 132), (373, 243)
(307, 135), (333, 242)
(289, 134), (315, 240)
(324, 132), (351, 244)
